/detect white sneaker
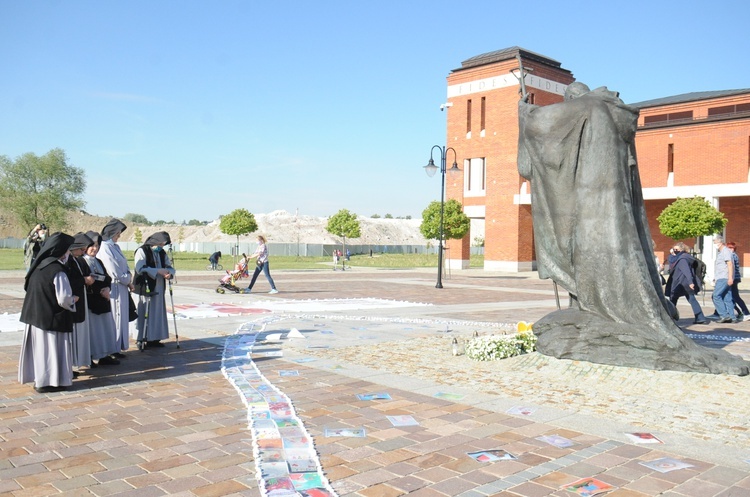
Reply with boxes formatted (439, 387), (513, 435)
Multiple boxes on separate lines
(744, 315), (750, 322)
(268, 289), (279, 294)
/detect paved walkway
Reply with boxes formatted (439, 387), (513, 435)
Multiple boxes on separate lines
(0, 268), (749, 496)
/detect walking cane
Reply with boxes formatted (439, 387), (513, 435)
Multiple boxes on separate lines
(168, 278), (180, 348)
(138, 283), (158, 351)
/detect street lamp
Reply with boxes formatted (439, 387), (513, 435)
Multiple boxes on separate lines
(424, 145), (460, 288)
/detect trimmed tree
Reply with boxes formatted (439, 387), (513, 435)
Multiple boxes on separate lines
(658, 196), (728, 241)
(220, 209), (258, 253)
(420, 199), (470, 242)
(326, 209), (361, 267)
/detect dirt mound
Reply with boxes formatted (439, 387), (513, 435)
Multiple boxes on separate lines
(3, 210), (428, 246)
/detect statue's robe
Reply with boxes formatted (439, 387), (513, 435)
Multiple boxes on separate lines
(518, 87), (748, 375)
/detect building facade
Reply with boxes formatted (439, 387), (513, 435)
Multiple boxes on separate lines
(444, 46), (750, 278)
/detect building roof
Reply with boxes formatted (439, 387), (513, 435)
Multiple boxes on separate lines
(454, 46), (569, 73)
(630, 89), (750, 109)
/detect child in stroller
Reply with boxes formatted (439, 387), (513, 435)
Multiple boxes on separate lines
(217, 253), (249, 293)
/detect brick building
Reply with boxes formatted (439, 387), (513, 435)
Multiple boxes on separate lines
(443, 46), (750, 278)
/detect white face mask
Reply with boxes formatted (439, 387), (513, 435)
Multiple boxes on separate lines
(59, 252), (70, 264)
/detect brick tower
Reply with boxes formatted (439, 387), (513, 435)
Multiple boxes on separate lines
(443, 47), (574, 271)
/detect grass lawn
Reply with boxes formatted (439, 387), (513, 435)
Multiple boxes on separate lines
(0, 249), (484, 271)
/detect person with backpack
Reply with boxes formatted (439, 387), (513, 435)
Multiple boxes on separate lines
(667, 242), (708, 324)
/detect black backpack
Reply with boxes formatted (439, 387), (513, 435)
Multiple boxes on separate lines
(691, 257), (707, 290)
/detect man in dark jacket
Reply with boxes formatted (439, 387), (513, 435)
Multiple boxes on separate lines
(667, 242), (708, 324)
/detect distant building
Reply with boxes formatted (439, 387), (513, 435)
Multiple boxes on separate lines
(443, 46), (750, 277)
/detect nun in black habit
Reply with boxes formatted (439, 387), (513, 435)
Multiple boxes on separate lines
(18, 232), (78, 392)
(68, 232), (94, 373)
(133, 231), (175, 347)
(82, 231), (120, 365)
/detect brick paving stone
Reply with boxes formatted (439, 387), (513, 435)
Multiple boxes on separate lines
(125, 471), (172, 488)
(672, 478), (727, 497)
(359, 482), (406, 497)
(414, 466), (461, 483)
(431, 476), (481, 495)
(507, 481), (556, 497)
(51, 473), (99, 491)
(698, 466), (750, 487)
(716, 487), (750, 497)
(625, 475), (680, 494)
(387, 475), (430, 493)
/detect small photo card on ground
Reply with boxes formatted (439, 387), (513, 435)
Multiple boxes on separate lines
(561, 477), (615, 496)
(625, 432), (663, 444)
(356, 392), (391, 401)
(536, 434), (575, 448)
(639, 457), (694, 473)
(386, 415), (419, 427)
(324, 427), (366, 438)
(433, 392), (465, 401)
(467, 449), (517, 462)
(506, 405), (536, 416)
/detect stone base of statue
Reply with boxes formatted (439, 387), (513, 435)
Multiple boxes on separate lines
(534, 308), (750, 376)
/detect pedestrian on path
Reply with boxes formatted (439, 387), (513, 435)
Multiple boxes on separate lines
(727, 242), (750, 320)
(666, 242), (707, 324)
(243, 235), (278, 294)
(712, 236), (735, 323)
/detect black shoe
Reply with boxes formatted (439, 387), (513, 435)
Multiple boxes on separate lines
(98, 356), (121, 365)
(90, 361), (98, 368)
(113, 352), (126, 359)
(72, 371), (80, 378)
(34, 385), (68, 393)
(147, 341), (165, 347)
(718, 317), (734, 324)
(693, 319), (708, 324)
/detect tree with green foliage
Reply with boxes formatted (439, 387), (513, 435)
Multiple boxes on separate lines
(420, 199), (470, 241)
(326, 209), (361, 239)
(658, 196), (728, 241)
(133, 227), (143, 244)
(124, 213), (151, 225)
(220, 208), (258, 248)
(326, 209), (361, 267)
(0, 148), (86, 231)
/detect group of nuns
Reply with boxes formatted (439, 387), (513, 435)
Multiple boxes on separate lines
(18, 218), (176, 393)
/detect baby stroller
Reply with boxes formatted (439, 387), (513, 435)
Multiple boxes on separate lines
(216, 257), (249, 293)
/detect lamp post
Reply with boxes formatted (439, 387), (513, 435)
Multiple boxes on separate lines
(424, 145), (460, 288)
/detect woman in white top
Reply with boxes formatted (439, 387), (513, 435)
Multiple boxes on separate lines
(243, 235), (278, 294)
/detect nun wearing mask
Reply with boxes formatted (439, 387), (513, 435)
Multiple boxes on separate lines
(82, 231), (120, 366)
(97, 219), (133, 355)
(18, 232), (78, 393)
(133, 231), (175, 348)
(67, 232), (95, 376)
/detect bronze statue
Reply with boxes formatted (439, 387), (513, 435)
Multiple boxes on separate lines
(517, 80), (748, 376)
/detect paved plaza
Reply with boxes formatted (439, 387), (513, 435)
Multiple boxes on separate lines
(1, 267), (749, 496)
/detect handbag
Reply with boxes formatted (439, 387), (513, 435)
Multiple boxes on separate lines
(128, 292), (138, 322)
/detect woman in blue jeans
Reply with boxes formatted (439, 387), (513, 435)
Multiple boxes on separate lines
(727, 242), (749, 320)
(243, 236), (278, 294)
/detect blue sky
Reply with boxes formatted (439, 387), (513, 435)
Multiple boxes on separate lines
(1, 0), (748, 223)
